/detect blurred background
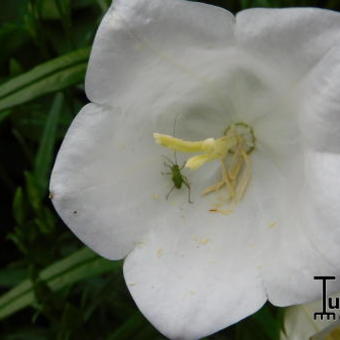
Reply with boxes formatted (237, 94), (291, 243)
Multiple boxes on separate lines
(1, 0), (339, 339)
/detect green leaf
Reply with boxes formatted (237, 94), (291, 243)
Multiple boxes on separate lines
(0, 47), (89, 112)
(33, 93), (63, 193)
(38, 0), (61, 20)
(12, 187), (26, 225)
(0, 247), (121, 320)
(251, 0), (275, 6)
(106, 312), (150, 340)
(0, 268), (27, 288)
(55, 0), (75, 51)
(96, 0), (110, 12)
(24, 172), (42, 211)
(9, 59), (24, 76)
(0, 1), (30, 25)
(240, 0), (252, 8)
(0, 110), (10, 124)
(34, 206), (56, 234)
(73, 0), (97, 9)
(252, 304), (284, 340)
(3, 327), (48, 340)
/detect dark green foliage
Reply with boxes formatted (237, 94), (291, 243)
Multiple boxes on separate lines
(0, 0), (337, 339)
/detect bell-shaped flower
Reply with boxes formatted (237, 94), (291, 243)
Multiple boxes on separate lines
(50, 0), (340, 338)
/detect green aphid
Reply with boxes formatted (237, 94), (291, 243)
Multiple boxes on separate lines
(162, 156), (192, 204)
(162, 116), (192, 203)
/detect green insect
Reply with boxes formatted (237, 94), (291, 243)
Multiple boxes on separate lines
(162, 156), (192, 203)
(162, 116), (193, 203)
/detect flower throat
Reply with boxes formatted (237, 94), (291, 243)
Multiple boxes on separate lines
(154, 122), (256, 213)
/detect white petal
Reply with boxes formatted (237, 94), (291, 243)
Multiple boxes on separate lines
(49, 103), (166, 259)
(124, 199), (267, 339)
(304, 151), (340, 270)
(298, 47), (340, 153)
(236, 8), (340, 81)
(85, 0), (235, 108)
(261, 150), (340, 306)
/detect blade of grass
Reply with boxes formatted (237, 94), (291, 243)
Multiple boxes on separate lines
(0, 247), (121, 320)
(0, 47), (89, 112)
(54, 0), (74, 50)
(0, 24), (30, 66)
(33, 93), (63, 193)
(106, 312), (149, 340)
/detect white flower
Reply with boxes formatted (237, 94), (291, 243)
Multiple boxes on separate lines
(50, 0), (340, 339)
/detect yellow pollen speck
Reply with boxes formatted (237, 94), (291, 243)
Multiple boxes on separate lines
(134, 241), (146, 248)
(127, 282), (137, 286)
(194, 238), (210, 245)
(268, 222), (277, 228)
(208, 260), (218, 264)
(152, 193), (160, 200)
(209, 208), (233, 215)
(156, 248), (164, 257)
(153, 122), (255, 212)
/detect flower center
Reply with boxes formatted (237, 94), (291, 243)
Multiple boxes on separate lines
(153, 122), (256, 212)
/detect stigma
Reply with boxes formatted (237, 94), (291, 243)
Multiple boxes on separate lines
(153, 122), (256, 210)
